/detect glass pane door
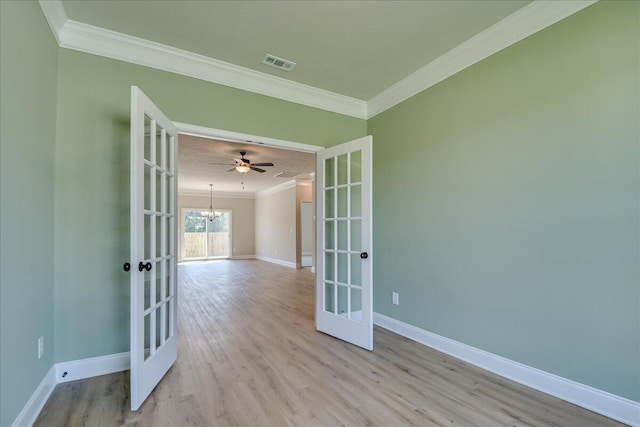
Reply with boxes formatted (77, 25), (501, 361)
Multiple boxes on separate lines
(130, 86), (177, 410)
(183, 209), (231, 259)
(184, 211), (206, 258)
(207, 211), (231, 258)
(316, 135), (372, 351)
(323, 151), (363, 321)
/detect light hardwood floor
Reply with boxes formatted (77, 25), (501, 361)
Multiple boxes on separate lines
(35, 260), (621, 426)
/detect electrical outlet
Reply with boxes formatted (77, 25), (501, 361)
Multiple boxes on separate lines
(392, 292), (399, 305)
(37, 336), (44, 359)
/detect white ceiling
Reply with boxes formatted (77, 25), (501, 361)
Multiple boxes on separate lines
(178, 135), (315, 196)
(60, 0), (530, 100)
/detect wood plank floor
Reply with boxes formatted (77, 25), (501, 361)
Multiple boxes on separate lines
(35, 260), (622, 426)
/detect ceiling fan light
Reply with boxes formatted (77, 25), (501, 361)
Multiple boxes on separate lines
(236, 164), (251, 173)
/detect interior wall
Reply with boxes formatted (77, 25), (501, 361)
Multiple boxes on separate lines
(368, 0), (639, 401)
(178, 194), (255, 260)
(255, 186), (297, 264)
(52, 48), (366, 364)
(296, 182), (314, 267)
(0, 2), (59, 426)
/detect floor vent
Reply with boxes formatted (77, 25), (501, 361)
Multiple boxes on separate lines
(262, 54), (296, 72)
(275, 171), (300, 178)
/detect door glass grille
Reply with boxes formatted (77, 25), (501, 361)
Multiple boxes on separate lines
(322, 150), (363, 321)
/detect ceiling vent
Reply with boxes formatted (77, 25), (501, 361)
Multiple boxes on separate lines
(262, 54), (296, 72)
(275, 171), (300, 178)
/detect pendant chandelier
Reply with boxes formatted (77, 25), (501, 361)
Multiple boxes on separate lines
(202, 184), (220, 221)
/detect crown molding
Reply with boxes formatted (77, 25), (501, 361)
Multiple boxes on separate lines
(367, 0), (598, 118)
(39, 0), (597, 121)
(38, 1), (367, 120)
(38, 0), (67, 45)
(255, 180), (297, 199)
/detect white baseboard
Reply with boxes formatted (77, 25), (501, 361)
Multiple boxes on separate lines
(373, 312), (639, 426)
(16, 319), (638, 427)
(55, 351), (130, 383)
(255, 255), (297, 269)
(12, 353), (131, 426)
(11, 365), (56, 427)
(230, 255), (256, 260)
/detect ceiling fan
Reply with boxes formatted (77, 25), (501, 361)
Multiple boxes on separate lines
(211, 151), (274, 173)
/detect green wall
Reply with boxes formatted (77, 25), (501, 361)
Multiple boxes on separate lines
(368, 1), (639, 401)
(2, 1), (638, 425)
(0, 2), (59, 426)
(53, 49), (366, 362)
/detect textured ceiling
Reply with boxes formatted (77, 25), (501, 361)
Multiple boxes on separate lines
(61, 0), (530, 100)
(178, 135), (315, 195)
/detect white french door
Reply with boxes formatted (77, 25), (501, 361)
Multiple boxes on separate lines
(316, 135), (373, 350)
(130, 86), (178, 410)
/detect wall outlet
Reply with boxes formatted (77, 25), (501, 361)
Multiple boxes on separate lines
(392, 292), (399, 305)
(37, 336), (44, 359)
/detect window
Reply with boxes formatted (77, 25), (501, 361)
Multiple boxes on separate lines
(182, 209), (232, 259)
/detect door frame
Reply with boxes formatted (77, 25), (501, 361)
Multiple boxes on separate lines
(299, 200), (314, 268)
(173, 122), (373, 339)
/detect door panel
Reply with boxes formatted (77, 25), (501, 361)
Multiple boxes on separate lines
(316, 136), (372, 350)
(130, 86), (178, 410)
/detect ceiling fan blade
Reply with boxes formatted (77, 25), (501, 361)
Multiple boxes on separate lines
(209, 162), (234, 165)
(250, 166), (266, 173)
(232, 158), (243, 164)
(227, 167), (236, 172)
(251, 162), (274, 167)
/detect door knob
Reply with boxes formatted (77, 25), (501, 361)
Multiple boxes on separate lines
(360, 252), (368, 259)
(138, 262), (152, 272)
(123, 262), (131, 272)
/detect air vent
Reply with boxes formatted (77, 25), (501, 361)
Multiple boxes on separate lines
(275, 171), (300, 178)
(262, 54), (296, 72)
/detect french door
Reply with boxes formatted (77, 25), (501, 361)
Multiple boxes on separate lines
(130, 86), (178, 410)
(316, 135), (373, 350)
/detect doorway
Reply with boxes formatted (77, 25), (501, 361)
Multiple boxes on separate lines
(300, 201), (313, 267)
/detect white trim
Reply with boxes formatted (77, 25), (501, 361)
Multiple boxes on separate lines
(37, 0), (67, 45)
(255, 255), (297, 269)
(254, 180), (297, 199)
(39, 0), (597, 120)
(230, 254), (256, 260)
(373, 312), (640, 427)
(10, 365), (56, 427)
(55, 352), (130, 383)
(175, 122), (323, 153)
(37, 1), (366, 119)
(367, 0), (597, 118)
(179, 189), (254, 200)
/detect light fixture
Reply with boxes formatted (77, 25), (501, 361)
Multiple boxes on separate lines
(202, 184), (220, 222)
(235, 164), (251, 173)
